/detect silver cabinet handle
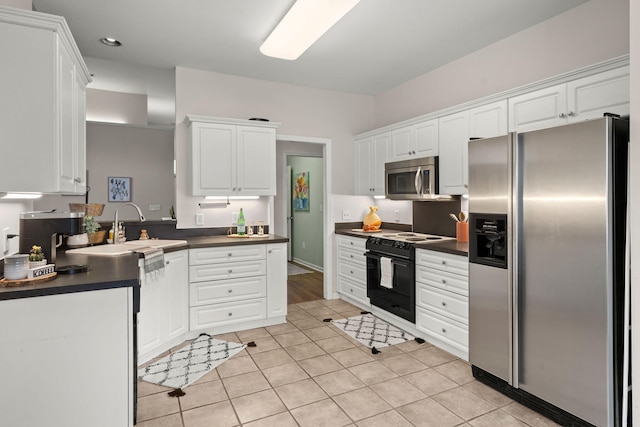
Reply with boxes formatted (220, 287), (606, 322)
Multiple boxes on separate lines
(74, 177), (83, 183)
(228, 269), (233, 273)
(268, 249), (272, 254)
(350, 254), (354, 258)
(350, 270), (354, 274)
(165, 260), (170, 265)
(442, 279), (447, 284)
(228, 289), (232, 293)
(441, 260), (446, 265)
(559, 113), (567, 118)
(442, 328), (446, 333)
(228, 312), (233, 316)
(412, 150), (416, 155)
(238, 188), (242, 191)
(441, 301), (447, 306)
(228, 253), (232, 257)
(567, 111), (575, 117)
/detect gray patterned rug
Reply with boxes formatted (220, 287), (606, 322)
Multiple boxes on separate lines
(138, 335), (245, 389)
(332, 313), (415, 349)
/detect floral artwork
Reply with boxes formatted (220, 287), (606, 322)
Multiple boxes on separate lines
(108, 177), (131, 202)
(293, 171), (309, 211)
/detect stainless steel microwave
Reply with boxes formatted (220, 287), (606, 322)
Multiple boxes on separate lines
(385, 157), (449, 200)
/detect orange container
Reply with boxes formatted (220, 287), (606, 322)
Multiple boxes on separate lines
(456, 222), (469, 243)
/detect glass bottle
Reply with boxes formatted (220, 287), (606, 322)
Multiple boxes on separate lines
(237, 208), (246, 235)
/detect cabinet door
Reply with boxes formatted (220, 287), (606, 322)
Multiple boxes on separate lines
(58, 40), (77, 194)
(74, 76), (87, 194)
(438, 110), (469, 195)
(237, 126), (276, 196)
(165, 250), (189, 341)
(508, 84), (566, 132)
(189, 123), (236, 196)
(568, 66), (630, 122)
(355, 137), (372, 195)
(414, 119), (439, 157)
(469, 100), (507, 139)
(266, 243), (288, 318)
(390, 126), (414, 161)
(371, 133), (390, 195)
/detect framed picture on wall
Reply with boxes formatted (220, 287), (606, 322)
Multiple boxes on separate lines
(108, 177), (131, 202)
(293, 171), (309, 211)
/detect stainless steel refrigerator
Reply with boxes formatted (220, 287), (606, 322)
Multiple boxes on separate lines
(468, 116), (629, 427)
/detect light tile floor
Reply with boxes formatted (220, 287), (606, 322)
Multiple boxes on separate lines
(137, 299), (560, 426)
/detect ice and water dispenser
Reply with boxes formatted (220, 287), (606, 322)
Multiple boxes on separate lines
(469, 214), (507, 269)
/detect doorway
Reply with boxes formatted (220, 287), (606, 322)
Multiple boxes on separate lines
(276, 135), (332, 300)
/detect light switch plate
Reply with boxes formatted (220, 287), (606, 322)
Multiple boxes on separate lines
(231, 212), (239, 225)
(195, 213), (205, 226)
(394, 209), (400, 222)
(149, 204), (161, 211)
(342, 210), (351, 220)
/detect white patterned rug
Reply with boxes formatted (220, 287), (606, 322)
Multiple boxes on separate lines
(287, 263), (312, 276)
(332, 313), (415, 349)
(138, 334), (246, 390)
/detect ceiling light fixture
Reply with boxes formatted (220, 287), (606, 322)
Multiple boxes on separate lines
(99, 37), (122, 47)
(260, 0), (360, 60)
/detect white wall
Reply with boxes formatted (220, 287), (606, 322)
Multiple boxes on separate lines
(174, 66), (375, 229)
(332, 195), (412, 227)
(34, 123), (175, 222)
(374, 0), (629, 127)
(0, 200), (32, 258)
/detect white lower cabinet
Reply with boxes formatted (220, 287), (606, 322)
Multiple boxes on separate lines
(415, 249), (469, 360)
(189, 243), (287, 334)
(336, 235), (370, 308)
(138, 250), (189, 364)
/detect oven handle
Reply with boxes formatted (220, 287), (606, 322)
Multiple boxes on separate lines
(365, 252), (412, 267)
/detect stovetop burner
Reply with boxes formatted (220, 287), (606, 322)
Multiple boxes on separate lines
(375, 232), (451, 243)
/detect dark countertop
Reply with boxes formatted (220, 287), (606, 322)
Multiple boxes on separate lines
(0, 235), (289, 301)
(335, 228), (468, 257)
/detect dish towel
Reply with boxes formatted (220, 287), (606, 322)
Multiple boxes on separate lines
(135, 247), (165, 281)
(380, 257), (394, 289)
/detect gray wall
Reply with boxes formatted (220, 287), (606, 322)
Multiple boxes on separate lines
(35, 122), (175, 222)
(289, 156), (323, 269)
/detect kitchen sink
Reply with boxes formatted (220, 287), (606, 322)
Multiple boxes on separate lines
(65, 239), (188, 256)
(123, 239), (188, 249)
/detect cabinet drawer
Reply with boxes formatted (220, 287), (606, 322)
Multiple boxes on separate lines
(190, 298), (266, 330)
(337, 246), (365, 266)
(417, 285), (468, 325)
(190, 245), (265, 265)
(416, 266), (468, 296)
(337, 276), (369, 305)
(337, 259), (366, 285)
(416, 307), (468, 350)
(416, 249), (468, 277)
(190, 276), (266, 306)
(190, 260), (266, 282)
(336, 235), (366, 251)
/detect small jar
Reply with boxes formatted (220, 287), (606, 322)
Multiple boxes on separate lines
(4, 254), (29, 280)
(139, 229), (149, 240)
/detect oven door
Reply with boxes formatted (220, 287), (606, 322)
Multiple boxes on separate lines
(365, 251), (416, 323)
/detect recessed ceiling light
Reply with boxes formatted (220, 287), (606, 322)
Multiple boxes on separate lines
(100, 37), (122, 47)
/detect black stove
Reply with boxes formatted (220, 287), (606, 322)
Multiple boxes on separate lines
(365, 232), (451, 323)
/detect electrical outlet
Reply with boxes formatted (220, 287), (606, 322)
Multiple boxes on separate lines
(2, 227), (8, 255)
(231, 212), (239, 225)
(195, 213), (205, 226)
(302, 241), (306, 249)
(394, 209), (400, 222)
(342, 210), (351, 220)
(149, 204), (161, 211)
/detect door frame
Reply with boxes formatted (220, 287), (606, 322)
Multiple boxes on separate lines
(277, 134), (332, 299)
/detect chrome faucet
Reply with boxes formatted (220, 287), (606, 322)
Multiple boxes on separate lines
(113, 203), (146, 244)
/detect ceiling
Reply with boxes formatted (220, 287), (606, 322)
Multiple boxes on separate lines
(31, 0), (588, 125)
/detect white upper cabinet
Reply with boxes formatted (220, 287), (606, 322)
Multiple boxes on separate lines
(509, 66), (629, 132)
(438, 111), (469, 195)
(390, 119), (438, 162)
(0, 8), (90, 194)
(187, 116), (280, 197)
(355, 132), (389, 196)
(469, 100), (508, 139)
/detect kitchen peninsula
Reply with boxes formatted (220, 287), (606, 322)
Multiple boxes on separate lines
(0, 233), (288, 427)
